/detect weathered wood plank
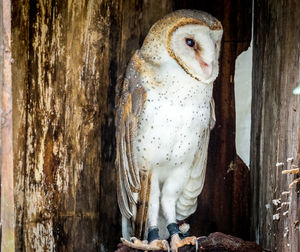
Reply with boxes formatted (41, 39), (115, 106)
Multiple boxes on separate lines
(11, 0), (30, 250)
(1, 0), (15, 250)
(251, 0), (300, 251)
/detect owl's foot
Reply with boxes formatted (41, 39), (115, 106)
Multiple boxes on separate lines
(120, 237), (169, 251)
(170, 234), (197, 252)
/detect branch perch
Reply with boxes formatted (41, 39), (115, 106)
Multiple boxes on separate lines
(115, 232), (262, 252)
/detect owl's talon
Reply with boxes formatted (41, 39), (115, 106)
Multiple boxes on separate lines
(170, 234), (197, 251)
(129, 237), (137, 243)
(121, 237), (169, 251)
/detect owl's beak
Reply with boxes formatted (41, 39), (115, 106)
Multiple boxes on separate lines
(199, 60), (213, 80)
(195, 51), (213, 80)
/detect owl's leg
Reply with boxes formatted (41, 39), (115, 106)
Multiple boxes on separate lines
(121, 174), (169, 251)
(148, 173), (160, 240)
(161, 173), (196, 251)
(146, 174), (170, 250)
(121, 216), (132, 240)
(161, 169), (186, 225)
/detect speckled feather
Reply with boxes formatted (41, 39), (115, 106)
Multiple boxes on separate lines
(115, 9), (222, 241)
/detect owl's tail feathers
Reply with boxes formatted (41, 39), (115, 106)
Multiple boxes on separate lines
(122, 216), (132, 240)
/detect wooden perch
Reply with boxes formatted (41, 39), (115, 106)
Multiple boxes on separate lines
(115, 232), (262, 252)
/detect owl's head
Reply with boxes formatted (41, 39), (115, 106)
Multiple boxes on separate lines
(167, 18), (223, 83)
(141, 10), (223, 84)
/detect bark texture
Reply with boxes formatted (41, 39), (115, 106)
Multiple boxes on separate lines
(11, 0), (251, 251)
(251, 0), (300, 251)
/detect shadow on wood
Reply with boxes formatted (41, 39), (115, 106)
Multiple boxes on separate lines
(115, 232), (262, 252)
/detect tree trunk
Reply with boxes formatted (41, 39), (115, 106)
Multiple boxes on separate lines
(10, 0), (251, 251)
(251, 0), (300, 251)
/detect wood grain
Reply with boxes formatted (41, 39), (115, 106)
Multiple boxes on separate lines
(1, 0), (15, 250)
(251, 0), (300, 251)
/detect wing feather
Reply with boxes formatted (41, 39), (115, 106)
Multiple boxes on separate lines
(115, 51), (147, 231)
(176, 98), (215, 220)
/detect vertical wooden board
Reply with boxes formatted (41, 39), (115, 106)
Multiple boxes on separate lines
(251, 0), (300, 250)
(60, 1), (111, 250)
(1, 0), (15, 250)
(11, 0), (30, 250)
(0, 0), (3, 169)
(0, 0), (3, 245)
(23, 0), (110, 250)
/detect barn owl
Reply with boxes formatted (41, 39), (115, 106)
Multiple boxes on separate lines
(115, 9), (223, 251)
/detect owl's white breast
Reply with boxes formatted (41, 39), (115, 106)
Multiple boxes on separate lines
(135, 58), (213, 181)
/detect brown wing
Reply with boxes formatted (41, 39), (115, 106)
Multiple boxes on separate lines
(115, 51), (148, 237)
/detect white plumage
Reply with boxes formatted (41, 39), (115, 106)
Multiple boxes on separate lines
(116, 9), (223, 251)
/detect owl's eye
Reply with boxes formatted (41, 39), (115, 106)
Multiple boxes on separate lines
(185, 38), (195, 48)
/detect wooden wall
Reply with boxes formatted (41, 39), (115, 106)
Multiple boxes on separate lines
(1, 0), (15, 251)
(10, 0), (251, 251)
(251, 0), (300, 251)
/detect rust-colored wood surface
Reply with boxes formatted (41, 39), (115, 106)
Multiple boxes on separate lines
(251, 0), (300, 251)
(11, 0), (251, 250)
